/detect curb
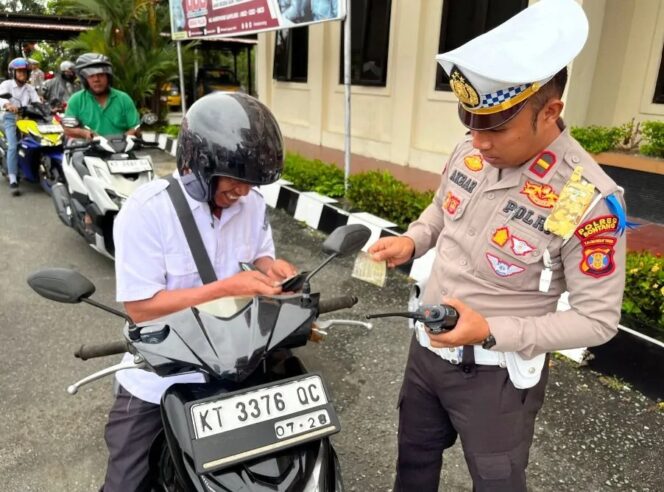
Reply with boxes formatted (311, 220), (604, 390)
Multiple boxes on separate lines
(142, 132), (437, 283)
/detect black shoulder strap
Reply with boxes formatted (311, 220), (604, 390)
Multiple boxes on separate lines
(163, 174), (217, 284)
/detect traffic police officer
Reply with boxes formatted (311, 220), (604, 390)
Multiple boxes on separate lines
(369, 0), (627, 490)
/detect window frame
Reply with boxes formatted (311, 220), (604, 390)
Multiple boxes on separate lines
(273, 26), (309, 84)
(338, 0), (393, 87)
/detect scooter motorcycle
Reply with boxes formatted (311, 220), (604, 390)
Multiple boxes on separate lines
(0, 95), (64, 193)
(51, 118), (156, 259)
(27, 224), (373, 491)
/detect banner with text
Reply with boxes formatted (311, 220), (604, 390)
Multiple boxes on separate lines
(169, 0), (345, 40)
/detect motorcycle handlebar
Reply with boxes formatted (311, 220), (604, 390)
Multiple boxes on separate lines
(75, 340), (129, 361)
(318, 296), (358, 315)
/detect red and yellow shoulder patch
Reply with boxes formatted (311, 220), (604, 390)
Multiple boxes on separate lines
(580, 237), (616, 278)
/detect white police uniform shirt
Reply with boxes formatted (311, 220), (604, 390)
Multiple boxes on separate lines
(114, 171), (275, 404)
(0, 79), (41, 111)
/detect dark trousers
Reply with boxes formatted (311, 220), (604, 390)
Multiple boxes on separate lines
(394, 336), (549, 492)
(102, 385), (163, 492)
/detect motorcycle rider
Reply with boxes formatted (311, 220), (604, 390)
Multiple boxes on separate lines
(43, 60), (78, 111)
(104, 92), (298, 491)
(64, 53), (140, 140)
(0, 57), (41, 196)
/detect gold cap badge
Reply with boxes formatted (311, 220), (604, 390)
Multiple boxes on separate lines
(450, 66), (480, 109)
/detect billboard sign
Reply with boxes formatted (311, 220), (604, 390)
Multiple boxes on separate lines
(169, 0), (346, 40)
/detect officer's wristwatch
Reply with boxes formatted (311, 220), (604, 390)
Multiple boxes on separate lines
(481, 332), (496, 350)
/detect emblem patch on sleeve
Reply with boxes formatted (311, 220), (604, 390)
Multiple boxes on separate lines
(528, 150), (556, 178)
(443, 191), (462, 216)
(464, 154), (484, 172)
(575, 215), (619, 241)
(510, 235), (535, 256)
(486, 252), (525, 277)
(580, 236), (616, 278)
(520, 181), (559, 209)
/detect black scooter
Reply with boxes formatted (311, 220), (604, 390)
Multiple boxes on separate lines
(27, 224), (373, 491)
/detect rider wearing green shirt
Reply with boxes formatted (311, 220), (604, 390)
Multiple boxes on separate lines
(64, 53), (140, 139)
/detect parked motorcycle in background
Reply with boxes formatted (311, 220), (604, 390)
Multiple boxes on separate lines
(51, 116), (156, 259)
(0, 93), (64, 194)
(28, 224), (373, 491)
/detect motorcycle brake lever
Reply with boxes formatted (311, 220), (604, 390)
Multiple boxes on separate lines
(66, 358), (145, 395)
(316, 319), (373, 331)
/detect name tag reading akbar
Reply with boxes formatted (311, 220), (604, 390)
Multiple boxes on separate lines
(352, 251), (387, 287)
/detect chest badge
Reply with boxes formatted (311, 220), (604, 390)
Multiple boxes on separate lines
(529, 150), (556, 178)
(443, 191), (462, 215)
(486, 253), (525, 277)
(491, 227), (510, 247)
(510, 235), (535, 256)
(520, 181), (558, 209)
(464, 155), (484, 172)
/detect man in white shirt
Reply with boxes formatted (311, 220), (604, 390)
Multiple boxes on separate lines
(103, 92), (297, 491)
(0, 58), (41, 196)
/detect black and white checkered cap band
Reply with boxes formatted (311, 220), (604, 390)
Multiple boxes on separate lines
(481, 83), (531, 108)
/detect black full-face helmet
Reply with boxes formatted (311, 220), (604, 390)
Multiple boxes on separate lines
(74, 52), (113, 89)
(177, 92), (284, 202)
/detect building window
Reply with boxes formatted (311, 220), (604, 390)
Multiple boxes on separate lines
(273, 27), (309, 83)
(339, 0), (392, 87)
(653, 43), (664, 103)
(435, 0), (527, 91)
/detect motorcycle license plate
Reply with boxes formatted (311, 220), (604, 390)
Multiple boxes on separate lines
(37, 124), (63, 134)
(188, 374), (340, 474)
(107, 159), (152, 174)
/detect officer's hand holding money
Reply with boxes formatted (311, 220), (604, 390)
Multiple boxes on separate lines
(368, 236), (415, 268)
(426, 297), (490, 349)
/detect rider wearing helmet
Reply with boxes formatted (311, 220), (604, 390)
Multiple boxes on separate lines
(43, 60), (78, 110)
(0, 57), (41, 196)
(106, 92), (298, 491)
(64, 53), (140, 140)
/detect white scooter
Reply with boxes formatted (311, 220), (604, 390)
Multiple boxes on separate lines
(51, 117), (157, 259)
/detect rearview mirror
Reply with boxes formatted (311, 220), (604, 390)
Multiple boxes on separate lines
(0, 92), (10, 100)
(322, 224), (371, 257)
(27, 268), (95, 303)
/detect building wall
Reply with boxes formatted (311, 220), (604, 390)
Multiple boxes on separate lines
(585, 0), (664, 126)
(256, 0), (664, 176)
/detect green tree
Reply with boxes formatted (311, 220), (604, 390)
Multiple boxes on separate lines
(53, 0), (180, 113)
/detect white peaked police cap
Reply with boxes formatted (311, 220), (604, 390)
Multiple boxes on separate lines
(436, 0), (589, 130)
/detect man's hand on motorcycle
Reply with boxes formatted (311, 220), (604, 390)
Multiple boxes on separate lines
(368, 236), (415, 268)
(224, 270), (283, 296)
(426, 297), (490, 348)
(266, 259), (298, 281)
(4, 103), (18, 113)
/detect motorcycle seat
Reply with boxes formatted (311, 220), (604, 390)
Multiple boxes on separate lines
(71, 151), (90, 178)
